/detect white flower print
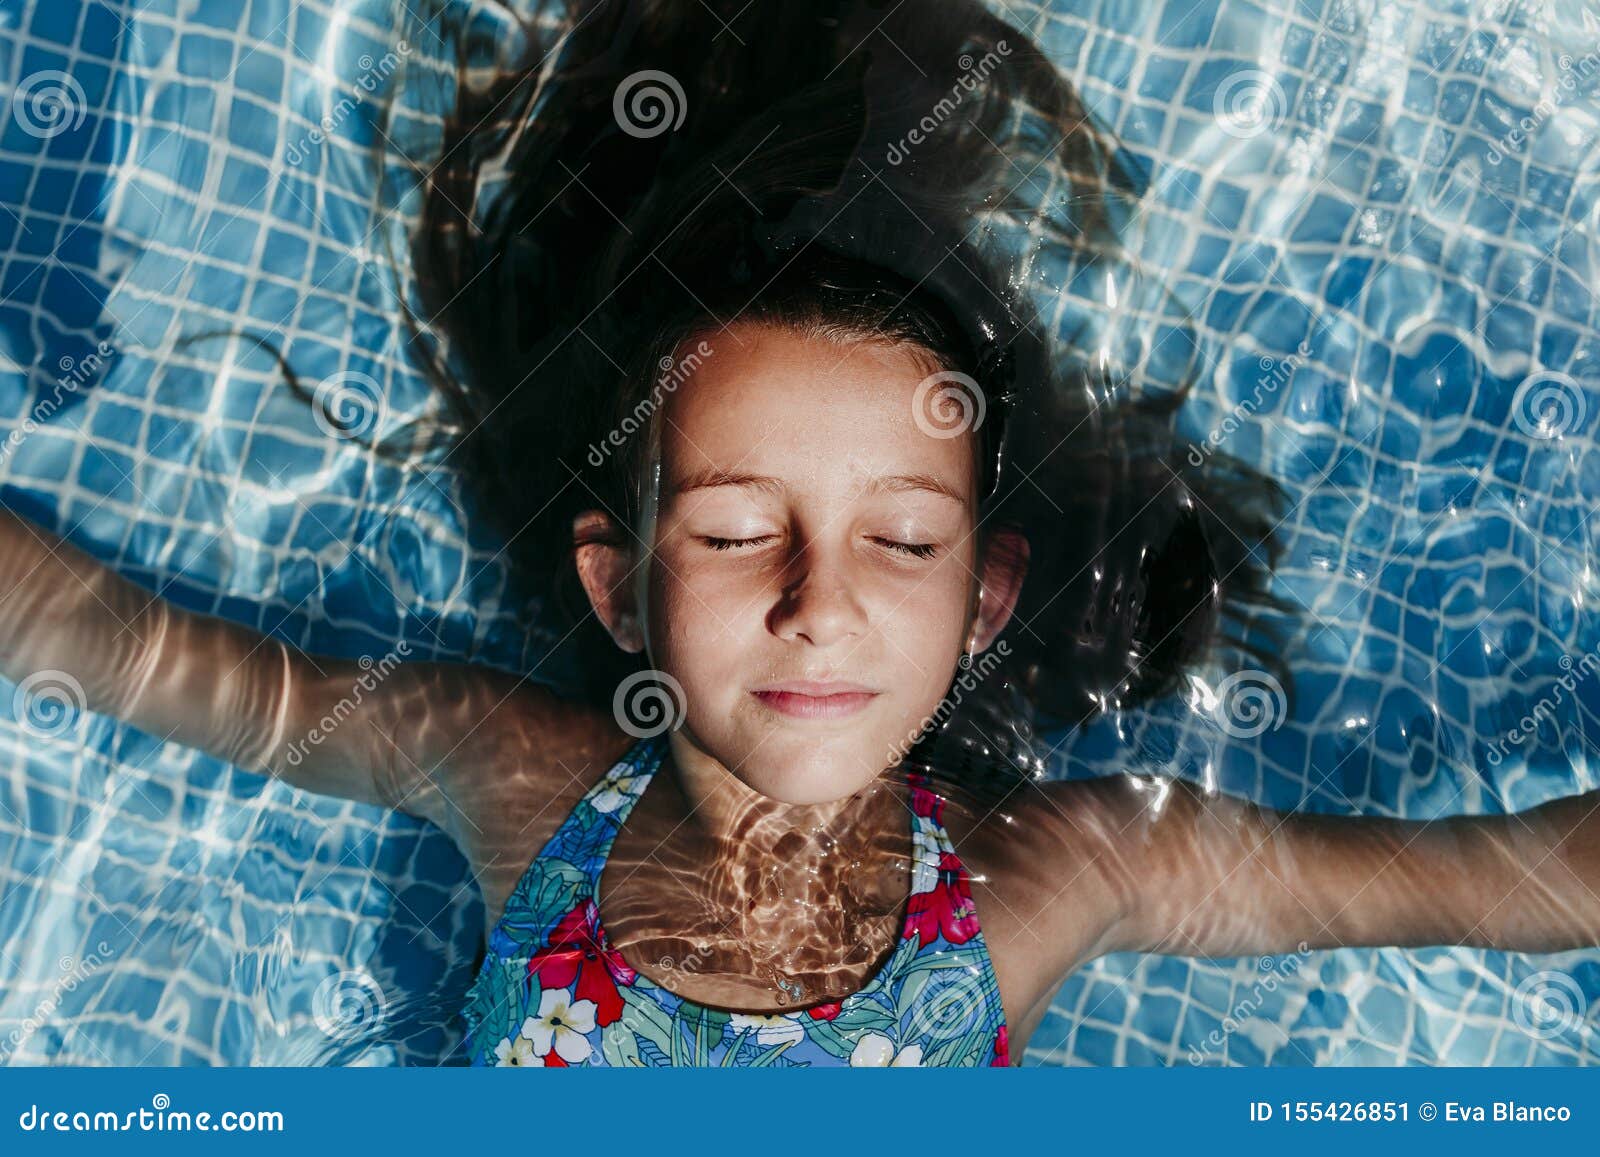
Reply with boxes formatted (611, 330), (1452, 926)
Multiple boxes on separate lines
(850, 1032), (924, 1066)
(591, 773), (648, 814)
(525, 989), (598, 1063)
(494, 1033), (541, 1066)
(727, 1012), (806, 1046)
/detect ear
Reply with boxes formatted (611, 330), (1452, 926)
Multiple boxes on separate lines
(572, 509), (646, 654)
(968, 527), (1029, 654)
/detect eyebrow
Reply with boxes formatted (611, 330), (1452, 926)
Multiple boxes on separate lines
(669, 468), (967, 505)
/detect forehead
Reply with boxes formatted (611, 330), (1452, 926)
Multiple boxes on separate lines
(657, 323), (977, 495)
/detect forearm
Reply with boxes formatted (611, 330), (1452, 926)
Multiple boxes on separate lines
(1458, 789), (1600, 954)
(1121, 778), (1600, 959)
(0, 502), (532, 820)
(0, 503), (291, 775)
(1262, 789), (1600, 956)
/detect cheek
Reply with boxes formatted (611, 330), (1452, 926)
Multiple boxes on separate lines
(651, 571), (750, 666)
(654, 542), (749, 613)
(878, 563), (973, 676)
(892, 553), (975, 622)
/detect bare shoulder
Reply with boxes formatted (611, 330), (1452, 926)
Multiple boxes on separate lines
(944, 774), (1144, 1048)
(397, 673), (637, 926)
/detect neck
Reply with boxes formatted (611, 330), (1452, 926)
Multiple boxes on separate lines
(600, 734), (911, 1004)
(659, 732), (897, 850)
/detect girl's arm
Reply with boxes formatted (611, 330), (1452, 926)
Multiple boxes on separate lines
(0, 503), (544, 832)
(1069, 774), (1600, 959)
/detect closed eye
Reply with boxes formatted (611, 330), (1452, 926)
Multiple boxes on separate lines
(702, 535), (776, 551)
(872, 538), (939, 559)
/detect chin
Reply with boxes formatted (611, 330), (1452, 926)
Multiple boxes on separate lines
(732, 739), (886, 805)
(742, 775), (860, 807)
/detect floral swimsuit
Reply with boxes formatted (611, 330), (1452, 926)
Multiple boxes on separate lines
(460, 734), (1010, 1067)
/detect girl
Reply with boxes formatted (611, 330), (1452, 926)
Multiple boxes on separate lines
(2, 0), (1597, 1067)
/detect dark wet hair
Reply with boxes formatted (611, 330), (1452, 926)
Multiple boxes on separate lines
(405, 0), (1297, 801)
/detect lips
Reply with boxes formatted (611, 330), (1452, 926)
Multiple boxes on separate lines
(750, 680), (880, 720)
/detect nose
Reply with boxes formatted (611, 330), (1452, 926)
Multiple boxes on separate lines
(768, 541), (868, 647)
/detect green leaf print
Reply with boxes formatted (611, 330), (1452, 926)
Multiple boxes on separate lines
(898, 951), (975, 979)
(802, 991), (899, 1048)
(720, 1027), (752, 1065)
(891, 955), (986, 1036)
(471, 957), (530, 1058)
(570, 795), (610, 838)
(682, 1006), (728, 1065)
(892, 966), (934, 1020)
(530, 861), (591, 920)
(601, 1023), (645, 1068)
(922, 1022), (990, 1068)
(497, 860), (589, 953)
(748, 1038), (799, 1067)
(670, 1010), (685, 1067)
(614, 984), (676, 1058)
(796, 1017), (862, 1062)
(820, 996), (896, 1034)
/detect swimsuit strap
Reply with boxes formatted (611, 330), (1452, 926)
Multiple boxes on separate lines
(575, 733), (670, 889)
(474, 734), (663, 960)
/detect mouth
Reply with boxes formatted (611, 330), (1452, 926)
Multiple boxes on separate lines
(750, 680), (880, 720)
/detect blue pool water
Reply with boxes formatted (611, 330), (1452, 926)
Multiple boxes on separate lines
(0, 0), (1596, 1065)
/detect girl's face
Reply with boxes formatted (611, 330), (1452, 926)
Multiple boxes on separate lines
(576, 321), (1027, 805)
